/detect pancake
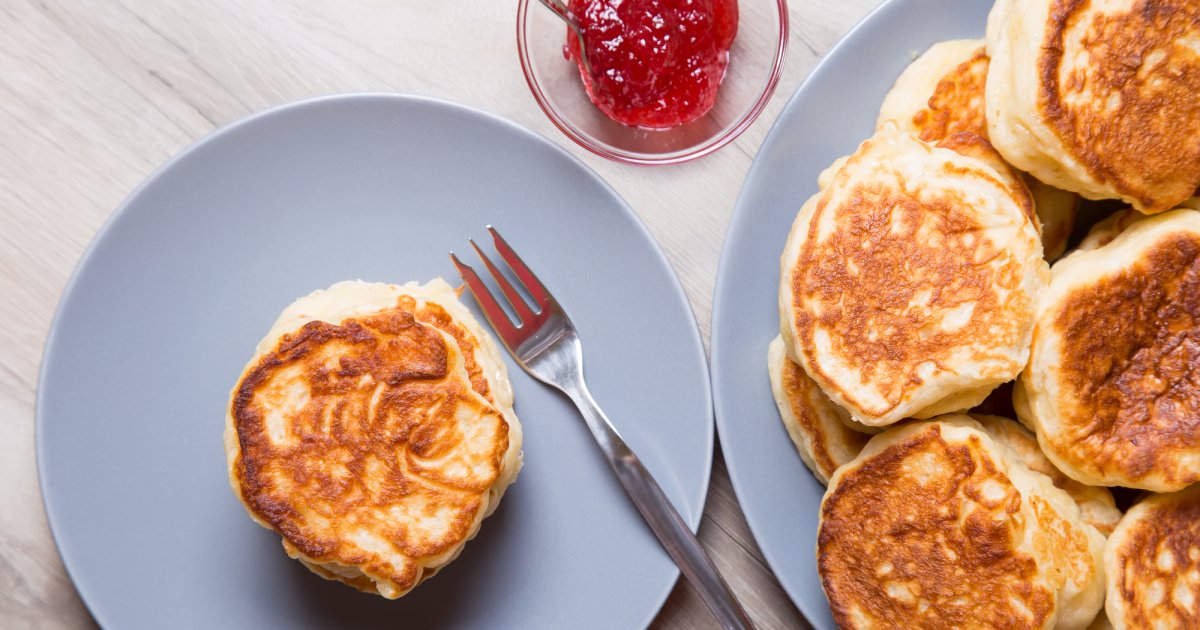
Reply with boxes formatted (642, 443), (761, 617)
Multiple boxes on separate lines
(1029, 180), (1080, 261)
(971, 414), (1122, 536)
(780, 126), (1048, 427)
(986, 0), (1200, 214)
(1017, 208), (1200, 491)
(224, 279), (523, 598)
(876, 39), (990, 141)
(876, 38), (1080, 260)
(818, 417), (1106, 629)
(1076, 208), (1145, 252)
(767, 336), (870, 484)
(1105, 484), (1200, 629)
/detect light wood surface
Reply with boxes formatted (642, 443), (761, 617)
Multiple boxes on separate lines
(0, 1), (880, 628)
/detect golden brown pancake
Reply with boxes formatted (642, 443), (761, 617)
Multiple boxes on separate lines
(877, 38), (1080, 260)
(780, 127), (1048, 427)
(225, 279), (522, 598)
(877, 39), (991, 142)
(1018, 208), (1200, 491)
(987, 0), (1200, 214)
(971, 414), (1122, 536)
(767, 336), (870, 484)
(1105, 484), (1200, 629)
(818, 417), (1105, 629)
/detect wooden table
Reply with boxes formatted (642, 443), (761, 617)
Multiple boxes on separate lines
(0, 1), (881, 627)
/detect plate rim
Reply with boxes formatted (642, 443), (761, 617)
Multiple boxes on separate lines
(710, 0), (931, 625)
(35, 92), (715, 628)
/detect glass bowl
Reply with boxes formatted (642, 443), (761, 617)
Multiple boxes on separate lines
(517, 0), (789, 165)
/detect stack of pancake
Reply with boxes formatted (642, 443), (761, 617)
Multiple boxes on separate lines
(771, 0), (1200, 626)
(225, 279), (522, 599)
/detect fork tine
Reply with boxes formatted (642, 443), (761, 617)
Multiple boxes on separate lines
(488, 226), (553, 309)
(449, 252), (521, 342)
(469, 238), (538, 324)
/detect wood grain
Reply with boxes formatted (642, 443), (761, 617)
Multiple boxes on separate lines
(0, 1), (880, 628)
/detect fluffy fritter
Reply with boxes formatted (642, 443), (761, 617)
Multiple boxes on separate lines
(767, 336), (870, 484)
(1105, 485), (1200, 629)
(971, 414), (1121, 536)
(1029, 181), (1080, 262)
(818, 417), (1105, 629)
(876, 39), (990, 141)
(224, 279), (522, 598)
(986, 0), (1200, 214)
(1017, 208), (1200, 491)
(1076, 209), (1145, 252)
(877, 38), (1079, 260)
(780, 127), (1048, 427)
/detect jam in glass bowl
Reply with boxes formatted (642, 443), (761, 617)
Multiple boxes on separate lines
(517, 0), (789, 165)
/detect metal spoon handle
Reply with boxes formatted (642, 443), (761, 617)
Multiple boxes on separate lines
(535, 0), (593, 74)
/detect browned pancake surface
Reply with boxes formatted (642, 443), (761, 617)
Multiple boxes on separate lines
(1041, 1), (1200, 213)
(913, 47), (990, 142)
(231, 300), (508, 595)
(1108, 486), (1200, 628)
(819, 425), (1053, 627)
(1051, 233), (1200, 488)
(792, 135), (1033, 421)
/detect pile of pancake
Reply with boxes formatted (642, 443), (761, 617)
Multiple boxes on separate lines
(771, 1), (1200, 626)
(225, 278), (522, 599)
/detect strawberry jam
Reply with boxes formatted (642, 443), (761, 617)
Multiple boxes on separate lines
(566, 0), (738, 129)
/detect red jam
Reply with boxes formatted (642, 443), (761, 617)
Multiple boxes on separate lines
(565, 0), (738, 129)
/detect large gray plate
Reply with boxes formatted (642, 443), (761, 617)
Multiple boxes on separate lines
(38, 94), (713, 629)
(710, 1), (991, 628)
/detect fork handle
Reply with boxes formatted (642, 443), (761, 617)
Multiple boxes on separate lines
(562, 381), (754, 630)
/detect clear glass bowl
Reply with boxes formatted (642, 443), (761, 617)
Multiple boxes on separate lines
(517, 0), (789, 165)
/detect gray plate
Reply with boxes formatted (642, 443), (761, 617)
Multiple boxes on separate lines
(710, 1), (991, 628)
(37, 94), (713, 629)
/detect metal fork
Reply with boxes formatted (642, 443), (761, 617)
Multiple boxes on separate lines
(451, 227), (753, 630)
